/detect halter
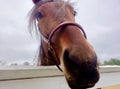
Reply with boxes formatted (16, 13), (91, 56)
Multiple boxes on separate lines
(40, 21), (87, 72)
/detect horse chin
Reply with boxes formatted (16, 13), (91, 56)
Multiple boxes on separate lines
(67, 81), (95, 89)
(64, 74), (98, 89)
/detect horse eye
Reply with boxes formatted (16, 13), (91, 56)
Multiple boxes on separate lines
(74, 11), (77, 16)
(35, 12), (43, 19)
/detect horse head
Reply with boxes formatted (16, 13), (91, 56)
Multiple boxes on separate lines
(29, 0), (99, 88)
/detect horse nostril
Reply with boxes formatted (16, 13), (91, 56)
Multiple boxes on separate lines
(63, 49), (80, 67)
(63, 49), (70, 60)
(63, 49), (74, 68)
(63, 48), (79, 64)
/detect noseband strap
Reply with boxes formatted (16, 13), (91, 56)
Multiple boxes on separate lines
(40, 21), (87, 72)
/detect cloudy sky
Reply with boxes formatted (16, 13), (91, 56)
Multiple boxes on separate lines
(0, 0), (120, 64)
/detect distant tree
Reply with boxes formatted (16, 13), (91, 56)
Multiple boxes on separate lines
(103, 58), (120, 65)
(0, 60), (6, 65)
(23, 62), (30, 66)
(98, 61), (103, 66)
(11, 63), (18, 66)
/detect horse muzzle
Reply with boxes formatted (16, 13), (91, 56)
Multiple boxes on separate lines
(62, 48), (100, 89)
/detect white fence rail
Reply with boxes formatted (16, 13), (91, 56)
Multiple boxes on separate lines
(0, 66), (120, 89)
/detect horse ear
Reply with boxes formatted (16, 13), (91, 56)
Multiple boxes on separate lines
(32, 0), (39, 4)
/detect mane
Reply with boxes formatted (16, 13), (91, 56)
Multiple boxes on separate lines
(28, 0), (73, 35)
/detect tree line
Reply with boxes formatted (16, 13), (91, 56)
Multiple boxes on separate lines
(98, 58), (120, 65)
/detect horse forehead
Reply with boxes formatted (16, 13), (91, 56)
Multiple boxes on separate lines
(39, 3), (55, 10)
(35, 0), (52, 6)
(37, 2), (66, 19)
(35, 0), (55, 5)
(38, 1), (62, 10)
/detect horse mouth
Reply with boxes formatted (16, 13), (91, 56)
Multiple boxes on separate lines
(66, 79), (96, 89)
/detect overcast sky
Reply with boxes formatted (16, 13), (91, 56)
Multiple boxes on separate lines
(0, 0), (120, 64)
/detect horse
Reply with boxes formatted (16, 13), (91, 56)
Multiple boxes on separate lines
(29, 0), (99, 89)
